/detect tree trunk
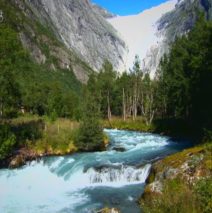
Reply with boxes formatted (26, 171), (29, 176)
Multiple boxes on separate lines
(132, 88), (138, 121)
(0, 100), (3, 118)
(122, 88), (126, 121)
(107, 90), (111, 121)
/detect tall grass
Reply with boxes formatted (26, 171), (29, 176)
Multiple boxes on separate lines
(102, 117), (154, 132)
(30, 118), (79, 155)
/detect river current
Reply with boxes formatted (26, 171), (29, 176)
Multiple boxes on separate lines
(0, 129), (191, 213)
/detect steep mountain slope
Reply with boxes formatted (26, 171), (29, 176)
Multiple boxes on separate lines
(109, 0), (212, 76)
(1, 0), (94, 83)
(25, 0), (126, 72)
(1, 0), (127, 84)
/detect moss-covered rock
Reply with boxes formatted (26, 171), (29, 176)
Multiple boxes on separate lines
(140, 143), (212, 213)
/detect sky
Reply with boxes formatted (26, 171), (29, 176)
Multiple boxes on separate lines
(92, 0), (169, 16)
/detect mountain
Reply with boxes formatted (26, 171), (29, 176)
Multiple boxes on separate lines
(109, 0), (212, 77)
(1, 0), (94, 83)
(1, 0), (126, 84)
(1, 0), (211, 81)
(92, 3), (116, 19)
(25, 0), (126, 72)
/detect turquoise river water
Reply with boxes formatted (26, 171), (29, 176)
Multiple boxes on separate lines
(0, 129), (192, 213)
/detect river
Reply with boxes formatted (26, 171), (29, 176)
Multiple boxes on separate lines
(0, 129), (191, 213)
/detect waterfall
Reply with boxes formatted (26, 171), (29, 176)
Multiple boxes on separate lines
(86, 164), (151, 185)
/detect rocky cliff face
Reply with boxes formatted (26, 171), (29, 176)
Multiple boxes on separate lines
(143, 0), (212, 76)
(26, 0), (126, 72)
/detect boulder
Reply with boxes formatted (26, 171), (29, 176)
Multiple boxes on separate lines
(9, 155), (25, 168)
(96, 208), (120, 213)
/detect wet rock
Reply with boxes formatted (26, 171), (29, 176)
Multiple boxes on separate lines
(9, 155), (25, 168)
(112, 147), (126, 152)
(96, 208), (120, 213)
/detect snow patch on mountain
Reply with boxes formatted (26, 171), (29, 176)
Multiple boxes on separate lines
(108, 0), (178, 76)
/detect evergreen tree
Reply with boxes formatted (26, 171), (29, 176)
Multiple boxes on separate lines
(0, 68), (20, 118)
(157, 14), (212, 133)
(76, 93), (104, 152)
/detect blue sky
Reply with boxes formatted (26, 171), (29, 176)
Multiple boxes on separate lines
(92, 0), (168, 16)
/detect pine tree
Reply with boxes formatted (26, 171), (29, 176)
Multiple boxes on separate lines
(76, 93), (104, 152)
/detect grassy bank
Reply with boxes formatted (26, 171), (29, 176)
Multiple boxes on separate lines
(102, 117), (212, 213)
(102, 117), (204, 142)
(140, 142), (212, 213)
(102, 117), (154, 132)
(0, 115), (111, 167)
(0, 116), (78, 167)
(28, 118), (79, 155)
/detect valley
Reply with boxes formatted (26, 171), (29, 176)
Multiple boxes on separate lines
(0, 0), (212, 212)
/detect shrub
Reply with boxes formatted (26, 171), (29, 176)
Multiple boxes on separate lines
(195, 178), (212, 213)
(0, 125), (16, 159)
(76, 117), (104, 151)
(75, 94), (104, 152)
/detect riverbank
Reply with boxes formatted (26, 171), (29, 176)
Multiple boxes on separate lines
(1, 116), (199, 168)
(102, 117), (201, 141)
(0, 116), (111, 168)
(102, 117), (154, 132)
(0, 117), (78, 168)
(103, 117), (212, 213)
(140, 142), (212, 213)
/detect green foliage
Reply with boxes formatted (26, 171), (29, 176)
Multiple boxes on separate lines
(85, 58), (156, 122)
(157, 15), (212, 134)
(141, 177), (212, 213)
(76, 94), (104, 152)
(0, 19), (82, 119)
(0, 125), (16, 160)
(141, 178), (200, 213)
(141, 143), (212, 213)
(96, 60), (117, 117)
(12, 119), (44, 144)
(0, 0), (85, 120)
(195, 178), (212, 213)
(102, 117), (153, 132)
(32, 119), (78, 155)
(0, 25), (22, 118)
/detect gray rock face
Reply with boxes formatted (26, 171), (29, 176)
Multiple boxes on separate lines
(92, 3), (116, 19)
(158, 0), (212, 42)
(142, 0), (212, 77)
(26, 0), (126, 72)
(20, 32), (46, 64)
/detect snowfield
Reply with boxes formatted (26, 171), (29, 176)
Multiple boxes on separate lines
(108, 0), (178, 75)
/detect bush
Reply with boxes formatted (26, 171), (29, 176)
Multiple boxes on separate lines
(75, 94), (104, 152)
(195, 178), (212, 213)
(76, 118), (104, 152)
(12, 119), (44, 143)
(0, 125), (16, 159)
